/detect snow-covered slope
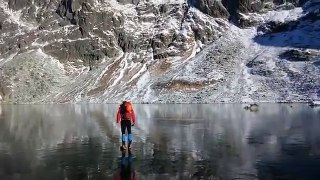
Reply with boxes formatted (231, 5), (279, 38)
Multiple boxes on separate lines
(0, 0), (319, 103)
(148, 5), (320, 103)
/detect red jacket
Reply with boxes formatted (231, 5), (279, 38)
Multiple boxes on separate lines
(116, 107), (136, 124)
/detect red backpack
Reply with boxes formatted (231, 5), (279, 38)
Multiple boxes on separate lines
(120, 101), (132, 119)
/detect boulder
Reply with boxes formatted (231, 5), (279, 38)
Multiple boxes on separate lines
(244, 103), (260, 112)
(279, 49), (316, 62)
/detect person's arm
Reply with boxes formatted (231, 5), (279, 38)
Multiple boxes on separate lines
(116, 108), (121, 123)
(131, 109), (136, 124)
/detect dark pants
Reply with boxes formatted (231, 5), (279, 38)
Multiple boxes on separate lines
(121, 120), (132, 146)
(121, 120), (132, 134)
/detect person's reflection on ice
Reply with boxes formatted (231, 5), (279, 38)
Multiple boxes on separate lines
(115, 150), (135, 180)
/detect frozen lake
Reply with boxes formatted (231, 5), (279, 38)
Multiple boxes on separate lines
(0, 104), (319, 180)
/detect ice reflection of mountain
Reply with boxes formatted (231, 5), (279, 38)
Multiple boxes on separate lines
(0, 105), (88, 147)
(0, 104), (316, 149)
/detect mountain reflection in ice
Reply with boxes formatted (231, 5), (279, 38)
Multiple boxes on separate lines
(0, 104), (319, 179)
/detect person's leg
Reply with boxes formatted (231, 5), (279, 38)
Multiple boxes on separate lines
(127, 120), (132, 148)
(121, 120), (127, 148)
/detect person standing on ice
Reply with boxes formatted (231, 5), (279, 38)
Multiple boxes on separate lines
(117, 100), (136, 150)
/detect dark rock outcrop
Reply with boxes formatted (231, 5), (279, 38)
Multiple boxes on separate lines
(117, 0), (140, 5)
(272, 0), (302, 6)
(257, 20), (298, 34)
(238, 14), (261, 28)
(279, 49), (318, 62)
(190, 0), (230, 18)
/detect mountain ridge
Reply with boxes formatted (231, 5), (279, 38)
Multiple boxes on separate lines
(0, 0), (319, 103)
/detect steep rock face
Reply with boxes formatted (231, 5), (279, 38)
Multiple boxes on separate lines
(190, 0), (230, 18)
(221, 0), (264, 15)
(0, 0), (319, 103)
(0, 0), (229, 103)
(0, 0), (222, 67)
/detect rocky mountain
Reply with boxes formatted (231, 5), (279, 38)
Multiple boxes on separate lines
(0, 0), (319, 103)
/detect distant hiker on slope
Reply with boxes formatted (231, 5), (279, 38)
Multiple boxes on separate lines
(117, 100), (136, 150)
